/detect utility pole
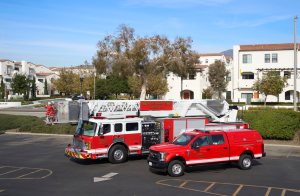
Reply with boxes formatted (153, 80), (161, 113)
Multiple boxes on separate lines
(80, 75), (84, 96)
(294, 15), (298, 112)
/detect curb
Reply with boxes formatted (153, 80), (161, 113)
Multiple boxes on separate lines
(3, 132), (73, 137)
(265, 144), (300, 148)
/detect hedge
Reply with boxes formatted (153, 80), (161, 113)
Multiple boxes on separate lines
(0, 114), (76, 134)
(243, 109), (300, 140)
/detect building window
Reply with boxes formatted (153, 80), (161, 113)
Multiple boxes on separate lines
(5, 78), (11, 82)
(189, 74), (195, 80)
(14, 67), (19, 71)
(285, 91), (290, 100)
(7, 67), (11, 75)
(272, 54), (278, 63)
(226, 72), (231, 81)
(265, 54), (270, 63)
(205, 59), (208, 63)
(242, 74), (254, 79)
(243, 54), (251, 63)
(38, 79), (43, 83)
(226, 91), (231, 99)
(215, 59), (217, 62)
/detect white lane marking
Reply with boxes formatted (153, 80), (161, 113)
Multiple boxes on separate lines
(94, 173), (118, 182)
(287, 150), (292, 158)
(94, 177), (112, 182)
(102, 173), (118, 178)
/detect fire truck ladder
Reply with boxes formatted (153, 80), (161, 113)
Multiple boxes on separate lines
(88, 100), (237, 122)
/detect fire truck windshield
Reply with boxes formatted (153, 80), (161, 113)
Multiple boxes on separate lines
(75, 120), (97, 136)
(171, 134), (196, 146)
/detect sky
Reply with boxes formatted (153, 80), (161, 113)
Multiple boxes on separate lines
(0, 0), (299, 68)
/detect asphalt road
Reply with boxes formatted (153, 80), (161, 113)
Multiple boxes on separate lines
(0, 134), (300, 196)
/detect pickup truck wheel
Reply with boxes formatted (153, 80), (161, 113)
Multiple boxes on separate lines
(168, 160), (185, 177)
(238, 154), (252, 170)
(109, 145), (127, 164)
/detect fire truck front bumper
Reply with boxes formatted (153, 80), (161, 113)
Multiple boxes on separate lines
(147, 157), (169, 172)
(65, 148), (92, 159)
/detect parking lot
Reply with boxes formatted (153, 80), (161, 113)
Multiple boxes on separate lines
(0, 133), (300, 196)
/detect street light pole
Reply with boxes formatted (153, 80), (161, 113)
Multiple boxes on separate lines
(80, 75), (84, 96)
(294, 15), (298, 112)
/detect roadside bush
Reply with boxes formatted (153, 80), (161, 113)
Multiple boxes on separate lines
(225, 99), (233, 104)
(0, 114), (77, 134)
(243, 110), (300, 140)
(0, 114), (38, 131)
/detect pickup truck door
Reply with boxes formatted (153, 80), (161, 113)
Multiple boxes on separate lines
(207, 133), (230, 163)
(186, 135), (210, 165)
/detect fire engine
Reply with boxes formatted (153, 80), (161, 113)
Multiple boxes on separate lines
(44, 99), (249, 164)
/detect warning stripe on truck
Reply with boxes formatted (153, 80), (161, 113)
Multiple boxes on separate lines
(66, 150), (91, 159)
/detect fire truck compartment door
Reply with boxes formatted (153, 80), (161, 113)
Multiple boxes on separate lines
(187, 119), (205, 130)
(173, 120), (186, 139)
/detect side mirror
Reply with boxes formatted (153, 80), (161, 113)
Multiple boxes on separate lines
(98, 124), (103, 137)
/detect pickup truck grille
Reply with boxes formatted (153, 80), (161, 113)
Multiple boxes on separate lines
(73, 138), (84, 149)
(148, 150), (160, 161)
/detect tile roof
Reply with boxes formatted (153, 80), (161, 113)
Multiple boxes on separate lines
(240, 43), (300, 51)
(36, 65), (43, 67)
(225, 56), (232, 60)
(36, 73), (55, 76)
(15, 62), (22, 65)
(0, 59), (10, 62)
(199, 53), (224, 57)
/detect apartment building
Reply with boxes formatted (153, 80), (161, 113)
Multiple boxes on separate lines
(232, 43), (300, 104)
(164, 53), (231, 100)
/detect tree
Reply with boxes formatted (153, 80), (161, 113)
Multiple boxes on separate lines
(252, 71), (288, 107)
(207, 60), (229, 100)
(202, 87), (213, 99)
(128, 75), (141, 96)
(32, 76), (36, 99)
(0, 78), (4, 99)
(51, 68), (76, 95)
(44, 77), (48, 95)
(146, 73), (169, 97)
(106, 74), (131, 99)
(93, 24), (199, 100)
(95, 78), (109, 98)
(10, 73), (27, 95)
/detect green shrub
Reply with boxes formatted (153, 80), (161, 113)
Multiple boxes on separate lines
(0, 114), (38, 131)
(0, 114), (77, 134)
(225, 99), (233, 104)
(243, 110), (300, 140)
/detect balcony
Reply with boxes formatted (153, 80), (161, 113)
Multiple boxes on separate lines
(238, 80), (255, 89)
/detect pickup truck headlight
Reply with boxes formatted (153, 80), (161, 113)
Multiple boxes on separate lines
(159, 152), (167, 161)
(83, 142), (91, 150)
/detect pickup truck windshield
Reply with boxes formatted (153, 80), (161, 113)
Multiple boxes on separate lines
(171, 134), (196, 146)
(75, 120), (97, 136)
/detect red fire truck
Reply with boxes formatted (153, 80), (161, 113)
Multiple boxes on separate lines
(45, 99), (248, 164)
(147, 129), (266, 176)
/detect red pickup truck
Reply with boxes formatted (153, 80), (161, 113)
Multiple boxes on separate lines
(147, 129), (266, 177)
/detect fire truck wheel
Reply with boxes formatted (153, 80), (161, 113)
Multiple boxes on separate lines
(109, 145), (127, 164)
(168, 160), (185, 177)
(238, 154), (252, 170)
